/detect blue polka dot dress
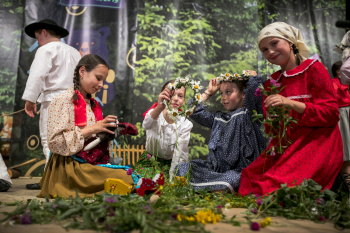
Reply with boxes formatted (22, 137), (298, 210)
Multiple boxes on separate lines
(176, 76), (266, 192)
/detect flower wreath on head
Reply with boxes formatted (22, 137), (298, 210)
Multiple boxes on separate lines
(216, 70), (251, 84)
(163, 75), (203, 121)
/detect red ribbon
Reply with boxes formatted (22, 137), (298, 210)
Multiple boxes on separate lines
(73, 90), (103, 126)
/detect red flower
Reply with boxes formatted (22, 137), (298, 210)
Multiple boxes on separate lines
(136, 173), (165, 197)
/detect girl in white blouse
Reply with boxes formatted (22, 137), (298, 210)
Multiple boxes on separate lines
(135, 81), (193, 180)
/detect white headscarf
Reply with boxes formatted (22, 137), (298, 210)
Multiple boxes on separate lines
(257, 22), (309, 60)
(334, 30), (350, 63)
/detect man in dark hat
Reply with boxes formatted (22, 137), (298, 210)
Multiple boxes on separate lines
(21, 19), (81, 190)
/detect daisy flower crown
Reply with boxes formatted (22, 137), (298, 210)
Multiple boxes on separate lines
(162, 75), (203, 121)
(216, 70), (251, 84)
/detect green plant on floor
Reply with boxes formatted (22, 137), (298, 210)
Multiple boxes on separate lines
(1, 179), (350, 232)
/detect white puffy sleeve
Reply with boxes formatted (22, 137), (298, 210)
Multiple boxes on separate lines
(142, 109), (159, 130)
(22, 47), (53, 103)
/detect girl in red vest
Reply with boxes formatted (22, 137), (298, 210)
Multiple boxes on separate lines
(38, 54), (134, 198)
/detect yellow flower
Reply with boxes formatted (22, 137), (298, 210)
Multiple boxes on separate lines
(195, 210), (208, 224)
(186, 216), (195, 222)
(260, 220), (268, 228)
(194, 85), (199, 89)
(225, 73), (230, 77)
(159, 185), (163, 190)
(260, 217), (272, 227)
(265, 217), (272, 225)
(205, 196), (210, 202)
(235, 73), (239, 77)
(53, 194), (58, 199)
(179, 210), (221, 225)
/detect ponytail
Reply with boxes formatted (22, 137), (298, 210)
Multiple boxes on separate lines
(292, 44), (304, 66)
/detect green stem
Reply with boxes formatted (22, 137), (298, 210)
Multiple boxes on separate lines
(255, 199), (277, 219)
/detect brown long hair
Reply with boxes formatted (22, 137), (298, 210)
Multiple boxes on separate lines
(292, 44), (304, 66)
(72, 54), (109, 107)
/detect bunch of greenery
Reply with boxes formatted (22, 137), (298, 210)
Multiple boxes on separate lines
(244, 179), (350, 230)
(252, 80), (298, 158)
(1, 179), (350, 232)
(0, 182), (254, 233)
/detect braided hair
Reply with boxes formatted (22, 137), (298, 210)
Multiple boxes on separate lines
(72, 54), (109, 107)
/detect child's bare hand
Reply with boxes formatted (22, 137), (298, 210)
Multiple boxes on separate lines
(24, 100), (36, 117)
(91, 115), (117, 134)
(157, 88), (173, 110)
(264, 94), (290, 108)
(206, 79), (220, 95)
(247, 70), (257, 76)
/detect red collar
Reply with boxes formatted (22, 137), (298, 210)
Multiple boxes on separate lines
(72, 90), (103, 126)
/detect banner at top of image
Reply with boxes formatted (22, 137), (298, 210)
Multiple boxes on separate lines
(58, 0), (123, 9)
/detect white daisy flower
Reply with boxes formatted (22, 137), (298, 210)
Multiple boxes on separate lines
(185, 109), (193, 116)
(234, 73), (240, 78)
(242, 70), (250, 76)
(191, 81), (202, 91)
(170, 109), (181, 121)
(180, 78), (189, 84)
(167, 83), (176, 90)
(195, 93), (202, 103)
(171, 109), (179, 117)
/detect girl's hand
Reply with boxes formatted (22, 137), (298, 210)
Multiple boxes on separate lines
(247, 70), (257, 76)
(156, 88), (173, 110)
(264, 94), (290, 109)
(90, 115), (117, 135)
(206, 78), (220, 96)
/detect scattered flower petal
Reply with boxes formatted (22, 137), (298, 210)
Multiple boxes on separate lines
(256, 198), (262, 206)
(251, 207), (258, 215)
(251, 222), (260, 231)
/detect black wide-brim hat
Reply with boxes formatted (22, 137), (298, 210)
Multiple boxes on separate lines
(24, 19), (69, 38)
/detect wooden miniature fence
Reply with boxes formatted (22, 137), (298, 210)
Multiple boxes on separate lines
(109, 144), (144, 166)
(24, 144), (144, 177)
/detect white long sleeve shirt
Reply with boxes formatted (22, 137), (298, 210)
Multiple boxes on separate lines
(22, 41), (81, 103)
(341, 56), (350, 85)
(143, 109), (193, 179)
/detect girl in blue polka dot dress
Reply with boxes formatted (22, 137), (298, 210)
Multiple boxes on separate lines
(176, 73), (266, 193)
